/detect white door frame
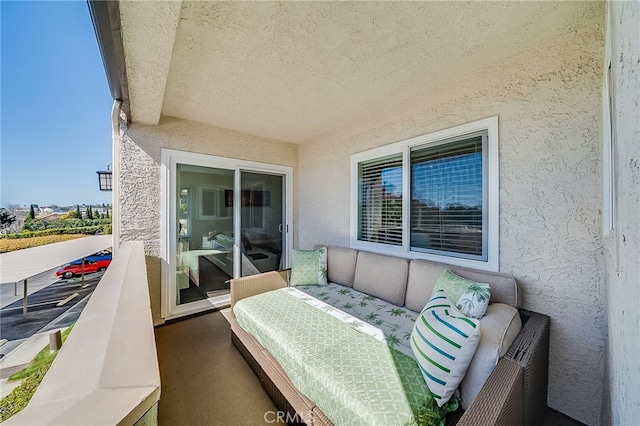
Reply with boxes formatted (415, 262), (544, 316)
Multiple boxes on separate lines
(160, 149), (293, 321)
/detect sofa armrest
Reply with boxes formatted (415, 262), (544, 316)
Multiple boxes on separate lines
(230, 270), (288, 315)
(504, 309), (550, 426)
(456, 358), (523, 426)
(457, 309), (550, 426)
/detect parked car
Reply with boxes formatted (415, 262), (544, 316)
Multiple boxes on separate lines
(61, 250), (112, 269)
(56, 258), (111, 279)
(65, 250), (112, 265)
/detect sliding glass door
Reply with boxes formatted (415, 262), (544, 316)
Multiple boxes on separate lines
(239, 171), (284, 276)
(175, 164), (235, 305)
(162, 149), (292, 320)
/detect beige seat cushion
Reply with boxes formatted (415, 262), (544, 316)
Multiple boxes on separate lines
(460, 303), (522, 409)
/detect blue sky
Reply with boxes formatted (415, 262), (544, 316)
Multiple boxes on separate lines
(1, 1), (113, 208)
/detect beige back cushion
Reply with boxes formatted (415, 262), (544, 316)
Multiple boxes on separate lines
(353, 251), (409, 306)
(405, 260), (521, 312)
(326, 246), (359, 287)
(451, 266), (521, 308)
(405, 260), (451, 312)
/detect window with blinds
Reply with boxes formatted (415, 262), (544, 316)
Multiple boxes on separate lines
(358, 154), (403, 245)
(352, 117), (497, 269)
(410, 133), (486, 260)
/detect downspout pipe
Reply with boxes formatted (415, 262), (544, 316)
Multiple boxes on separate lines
(111, 100), (122, 255)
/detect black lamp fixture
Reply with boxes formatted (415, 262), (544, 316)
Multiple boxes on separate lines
(96, 163), (113, 191)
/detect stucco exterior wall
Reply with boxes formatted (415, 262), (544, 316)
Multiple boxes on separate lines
(297, 12), (605, 425)
(118, 117), (298, 324)
(602, 1), (640, 424)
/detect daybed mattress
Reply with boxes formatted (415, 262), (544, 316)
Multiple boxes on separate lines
(297, 283), (418, 359)
(233, 286), (456, 426)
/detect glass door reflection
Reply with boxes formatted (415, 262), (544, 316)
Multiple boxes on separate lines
(239, 171), (284, 277)
(176, 164), (234, 305)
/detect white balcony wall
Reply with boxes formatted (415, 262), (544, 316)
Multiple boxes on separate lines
(297, 8), (605, 425)
(4, 241), (159, 426)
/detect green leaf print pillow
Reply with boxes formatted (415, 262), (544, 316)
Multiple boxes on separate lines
(432, 269), (491, 319)
(289, 247), (328, 286)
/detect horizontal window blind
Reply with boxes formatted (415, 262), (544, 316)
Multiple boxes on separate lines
(358, 154), (403, 246)
(410, 135), (484, 257)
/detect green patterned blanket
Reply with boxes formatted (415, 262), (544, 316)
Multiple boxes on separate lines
(233, 287), (458, 425)
(297, 283), (418, 360)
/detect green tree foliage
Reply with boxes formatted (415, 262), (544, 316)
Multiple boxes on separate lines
(10, 205), (113, 237)
(0, 208), (16, 231)
(60, 210), (79, 220)
(28, 205), (35, 220)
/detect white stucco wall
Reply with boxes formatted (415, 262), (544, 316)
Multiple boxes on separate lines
(603, 1), (640, 424)
(297, 11), (605, 425)
(118, 117), (298, 324)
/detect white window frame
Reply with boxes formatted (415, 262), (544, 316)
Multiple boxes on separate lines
(350, 117), (499, 271)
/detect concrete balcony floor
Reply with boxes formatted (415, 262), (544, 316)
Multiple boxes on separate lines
(155, 309), (584, 426)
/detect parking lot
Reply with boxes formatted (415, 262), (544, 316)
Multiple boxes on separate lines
(0, 271), (102, 343)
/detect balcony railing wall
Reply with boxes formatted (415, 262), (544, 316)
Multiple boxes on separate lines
(5, 241), (160, 426)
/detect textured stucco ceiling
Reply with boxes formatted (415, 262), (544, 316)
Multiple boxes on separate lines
(120, 1), (602, 143)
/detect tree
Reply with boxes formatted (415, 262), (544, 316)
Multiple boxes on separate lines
(0, 208), (16, 233)
(87, 206), (94, 220)
(61, 210), (79, 220)
(28, 205), (35, 220)
(76, 205), (82, 219)
(105, 209), (109, 219)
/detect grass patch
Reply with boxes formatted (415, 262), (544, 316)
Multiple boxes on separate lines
(0, 326), (74, 422)
(0, 234), (86, 253)
(0, 366), (49, 423)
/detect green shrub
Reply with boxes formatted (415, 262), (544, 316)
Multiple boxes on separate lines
(0, 226), (104, 239)
(21, 218), (111, 232)
(0, 365), (49, 422)
(0, 235), (86, 253)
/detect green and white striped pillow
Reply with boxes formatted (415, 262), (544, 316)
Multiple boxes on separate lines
(289, 247), (328, 286)
(410, 290), (481, 406)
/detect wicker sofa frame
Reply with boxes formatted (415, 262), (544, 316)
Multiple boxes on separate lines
(229, 266), (550, 426)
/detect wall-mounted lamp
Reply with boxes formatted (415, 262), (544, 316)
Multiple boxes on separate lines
(96, 164), (112, 191)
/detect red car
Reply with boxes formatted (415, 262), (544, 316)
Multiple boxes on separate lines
(55, 259), (111, 279)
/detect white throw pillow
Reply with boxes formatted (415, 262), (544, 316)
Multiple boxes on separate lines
(432, 269), (491, 319)
(460, 303), (522, 409)
(410, 290), (481, 406)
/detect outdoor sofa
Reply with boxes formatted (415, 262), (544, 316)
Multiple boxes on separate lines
(229, 246), (550, 425)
